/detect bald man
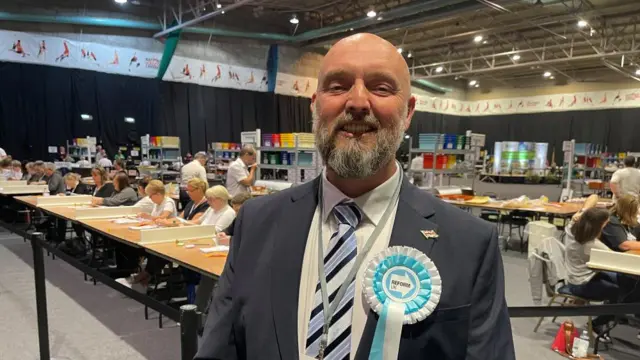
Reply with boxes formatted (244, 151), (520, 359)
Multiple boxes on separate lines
(196, 34), (514, 360)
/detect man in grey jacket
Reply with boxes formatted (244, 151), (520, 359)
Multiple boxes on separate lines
(43, 162), (65, 195)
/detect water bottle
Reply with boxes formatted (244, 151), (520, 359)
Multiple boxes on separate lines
(571, 330), (590, 358)
(43, 187), (50, 197)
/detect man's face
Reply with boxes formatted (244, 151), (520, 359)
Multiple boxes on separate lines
(242, 153), (256, 166)
(45, 168), (53, 176)
(312, 34), (415, 179)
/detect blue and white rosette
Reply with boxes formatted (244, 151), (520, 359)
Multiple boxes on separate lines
(363, 246), (442, 360)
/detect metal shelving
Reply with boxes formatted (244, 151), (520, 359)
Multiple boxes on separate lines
(257, 134), (320, 186)
(407, 132), (479, 190)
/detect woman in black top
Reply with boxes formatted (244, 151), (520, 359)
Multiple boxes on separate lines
(91, 166), (115, 198)
(179, 178), (209, 221)
(601, 195), (640, 252)
(92, 173), (137, 207)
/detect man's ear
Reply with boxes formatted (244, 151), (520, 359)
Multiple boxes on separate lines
(310, 93), (317, 114)
(404, 95), (417, 130)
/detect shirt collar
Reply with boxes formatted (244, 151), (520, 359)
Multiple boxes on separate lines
(235, 157), (247, 168)
(321, 162), (400, 226)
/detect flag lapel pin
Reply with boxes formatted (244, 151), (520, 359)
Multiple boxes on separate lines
(421, 230), (439, 240)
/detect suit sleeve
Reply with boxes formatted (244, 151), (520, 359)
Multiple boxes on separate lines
(466, 227), (515, 360)
(195, 206), (244, 360)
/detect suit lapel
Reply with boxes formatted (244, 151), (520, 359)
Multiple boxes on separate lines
(356, 179), (439, 360)
(271, 178), (320, 360)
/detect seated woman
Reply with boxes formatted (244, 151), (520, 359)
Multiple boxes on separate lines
(10, 160), (23, 180)
(216, 192), (252, 245)
(91, 166), (115, 198)
(138, 180), (177, 221)
(62, 172), (90, 196)
(600, 194), (640, 252)
(133, 176), (154, 214)
(156, 178), (209, 227)
(91, 172), (138, 207)
(163, 186), (235, 232)
(565, 195), (619, 338)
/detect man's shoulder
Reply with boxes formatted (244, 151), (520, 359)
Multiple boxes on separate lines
(242, 181), (315, 215)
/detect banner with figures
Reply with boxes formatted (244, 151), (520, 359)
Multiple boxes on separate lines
(413, 90), (640, 116)
(275, 73), (317, 98)
(162, 55), (269, 92)
(0, 29), (161, 78)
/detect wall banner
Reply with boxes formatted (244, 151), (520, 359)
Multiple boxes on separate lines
(162, 55), (269, 92)
(274, 73), (317, 98)
(0, 29), (161, 78)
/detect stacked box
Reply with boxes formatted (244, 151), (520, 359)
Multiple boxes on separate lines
(280, 133), (295, 148)
(295, 133), (316, 148)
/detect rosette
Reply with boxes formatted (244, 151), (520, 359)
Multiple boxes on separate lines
(363, 246), (442, 360)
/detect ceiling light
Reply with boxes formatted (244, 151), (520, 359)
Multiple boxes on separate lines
(124, 117), (135, 123)
(543, 71), (552, 77)
(578, 20), (588, 28)
(367, 10), (377, 18)
(469, 80), (477, 86)
(80, 114), (93, 121)
(349, 28), (354, 31)
(474, 35), (483, 43)
(290, 15), (299, 24)
(397, 47), (403, 54)
(435, 66), (443, 73)
(404, 134), (410, 139)
(635, 69), (640, 75)
(474, 84), (480, 88)
(512, 54), (521, 61)
(482, 40), (488, 44)
(221, 10), (225, 14)
(377, 16), (383, 21)
(114, 0), (127, 4)
(549, 76), (555, 80)
(407, 51), (413, 58)
(216, 2), (221, 8)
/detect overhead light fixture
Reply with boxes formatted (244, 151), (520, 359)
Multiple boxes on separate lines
(577, 20), (588, 28)
(367, 10), (377, 18)
(469, 80), (477, 86)
(114, 0), (127, 4)
(290, 15), (299, 24)
(404, 134), (410, 139)
(397, 47), (403, 54)
(435, 66), (443, 73)
(407, 51), (413, 58)
(474, 35), (483, 43)
(124, 117), (135, 123)
(482, 40), (488, 44)
(349, 28), (354, 31)
(216, 1), (221, 8)
(543, 71), (552, 78)
(80, 114), (93, 121)
(377, 16), (383, 21)
(636, 69), (640, 75)
(549, 76), (555, 80)
(512, 54), (521, 61)
(475, 84), (480, 88)
(221, 10), (225, 14)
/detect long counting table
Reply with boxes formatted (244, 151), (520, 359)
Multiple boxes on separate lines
(7, 195), (226, 359)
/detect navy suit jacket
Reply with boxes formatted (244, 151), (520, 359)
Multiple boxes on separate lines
(196, 177), (515, 360)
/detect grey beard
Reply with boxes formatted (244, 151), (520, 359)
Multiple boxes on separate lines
(312, 108), (405, 179)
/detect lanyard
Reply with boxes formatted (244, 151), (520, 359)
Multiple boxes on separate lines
(186, 198), (207, 219)
(315, 162), (403, 357)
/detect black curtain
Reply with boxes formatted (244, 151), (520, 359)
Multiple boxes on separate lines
(0, 61), (312, 161)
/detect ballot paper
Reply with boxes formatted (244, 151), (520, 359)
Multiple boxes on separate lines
(129, 225), (158, 230)
(199, 246), (230, 253)
(112, 218), (142, 224)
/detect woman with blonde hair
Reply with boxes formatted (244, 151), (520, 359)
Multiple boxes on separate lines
(600, 194), (640, 252)
(138, 180), (177, 221)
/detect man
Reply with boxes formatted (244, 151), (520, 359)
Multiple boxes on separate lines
(196, 33), (514, 360)
(28, 161), (46, 184)
(43, 162), (65, 195)
(97, 150), (113, 168)
(225, 145), (257, 197)
(410, 153), (425, 187)
(610, 155), (640, 200)
(94, 145), (104, 162)
(180, 151), (208, 209)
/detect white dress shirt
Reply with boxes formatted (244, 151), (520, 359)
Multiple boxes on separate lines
(180, 160), (208, 187)
(297, 164), (401, 359)
(226, 158), (253, 197)
(98, 157), (113, 168)
(135, 196), (156, 214)
(200, 205), (236, 232)
(0, 147), (6, 159)
(151, 197), (177, 218)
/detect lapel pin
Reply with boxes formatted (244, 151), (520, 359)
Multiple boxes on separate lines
(421, 230), (439, 239)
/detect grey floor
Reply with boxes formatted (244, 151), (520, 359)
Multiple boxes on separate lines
(0, 181), (638, 359)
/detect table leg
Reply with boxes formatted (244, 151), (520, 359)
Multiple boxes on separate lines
(180, 304), (199, 360)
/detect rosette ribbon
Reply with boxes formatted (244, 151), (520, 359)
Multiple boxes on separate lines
(363, 246), (442, 360)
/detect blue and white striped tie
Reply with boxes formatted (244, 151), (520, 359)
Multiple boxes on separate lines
(306, 200), (363, 360)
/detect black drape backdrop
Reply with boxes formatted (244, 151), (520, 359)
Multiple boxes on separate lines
(2, 60), (640, 162)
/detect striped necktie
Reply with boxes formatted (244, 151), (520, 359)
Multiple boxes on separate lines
(306, 200), (363, 360)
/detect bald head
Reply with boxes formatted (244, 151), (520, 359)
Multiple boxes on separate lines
(319, 33), (412, 95)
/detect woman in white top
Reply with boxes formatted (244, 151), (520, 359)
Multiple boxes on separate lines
(138, 180), (177, 222)
(133, 176), (155, 214)
(195, 185), (236, 232)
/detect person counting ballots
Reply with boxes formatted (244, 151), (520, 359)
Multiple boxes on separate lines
(196, 33), (515, 360)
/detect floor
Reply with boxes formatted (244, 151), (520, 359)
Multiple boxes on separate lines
(0, 182), (638, 359)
